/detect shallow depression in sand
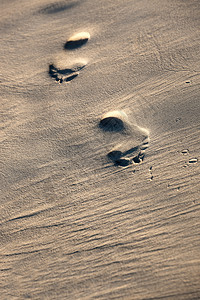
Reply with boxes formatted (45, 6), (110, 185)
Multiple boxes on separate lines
(64, 32), (90, 50)
(189, 158), (198, 164)
(99, 111), (128, 132)
(99, 110), (150, 166)
(49, 58), (87, 83)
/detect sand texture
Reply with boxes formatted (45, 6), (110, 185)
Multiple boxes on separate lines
(0, 0), (200, 299)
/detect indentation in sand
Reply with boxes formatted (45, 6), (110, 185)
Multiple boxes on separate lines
(49, 59), (87, 83)
(99, 111), (128, 132)
(64, 32), (90, 50)
(181, 149), (189, 154)
(189, 158), (198, 164)
(99, 110), (150, 167)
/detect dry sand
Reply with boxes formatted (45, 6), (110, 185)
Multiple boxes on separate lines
(0, 0), (200, 299)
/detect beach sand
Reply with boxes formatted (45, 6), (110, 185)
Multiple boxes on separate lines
(0, 0), (200, 299)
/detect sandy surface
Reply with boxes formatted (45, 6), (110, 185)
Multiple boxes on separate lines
(1, 0), (200, 299)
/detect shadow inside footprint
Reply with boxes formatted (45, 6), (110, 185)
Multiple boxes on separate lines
(49, 63), (84, 83)
(108, 149), (144, 166)
(107, 151), (130, 167)
(99, 117), (125, 132)
(132, 155), (142, 164)
(64, 32), (90, 50)
(122, 146), (139, 156)
(64, 39), (88, 50)
(107, 150), (122, 161)
(65, 73), (79, 82)
(115, 158), (130, 167)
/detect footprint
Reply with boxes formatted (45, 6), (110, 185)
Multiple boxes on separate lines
(189, 158), (198, 164)
(99, 110), (150, 166)
(48, 59), (87, 83)
(64, 32), (90, 50)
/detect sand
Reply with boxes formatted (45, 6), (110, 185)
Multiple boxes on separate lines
(0, 0), (200, 299)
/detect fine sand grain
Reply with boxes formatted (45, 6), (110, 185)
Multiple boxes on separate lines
(0, 0), (200, 299)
